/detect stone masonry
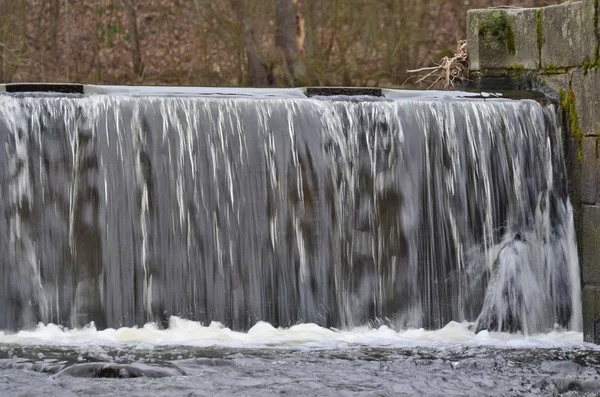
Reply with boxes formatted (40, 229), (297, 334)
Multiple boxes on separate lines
(467, 0), (600, 342)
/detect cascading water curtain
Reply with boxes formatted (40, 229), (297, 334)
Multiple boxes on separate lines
(0, 94), (581, 333)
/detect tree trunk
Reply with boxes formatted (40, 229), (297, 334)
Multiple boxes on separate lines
(230, 0), (269, 86)
(123, 0), (144, 77)
(49, 0), (60, 59)
(275, 0), (301, 85)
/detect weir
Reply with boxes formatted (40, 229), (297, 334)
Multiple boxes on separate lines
(0, 86), (582, 334)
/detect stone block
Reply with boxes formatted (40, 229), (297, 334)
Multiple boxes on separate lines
(572, 69), (600, 137)
(467, 8), (539, 71)
(539, 72), (571, 99)
(541, 2), (584, 68)
(582, 0), (599, 63)
(582, 206), (600, 286)
(565, 128), (583, 259)
(583, 285), (600, 343)
(582, 138), (598, 205)
(597, 149), (600, 206)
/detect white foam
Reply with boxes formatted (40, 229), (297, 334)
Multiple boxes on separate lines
(0, 317), (590, 350)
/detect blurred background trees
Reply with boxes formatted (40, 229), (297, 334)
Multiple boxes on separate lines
(0, 0), (561, 87)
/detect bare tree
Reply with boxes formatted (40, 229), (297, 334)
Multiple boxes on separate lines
(0, 0), (29, 81)
(0, 0), (564, 86)
(229, 0), (269, 86)
(123, 0), (144, 78)
(275, 0), (301, 85)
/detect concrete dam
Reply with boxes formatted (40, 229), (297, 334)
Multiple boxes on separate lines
(0, 84), (582, 336)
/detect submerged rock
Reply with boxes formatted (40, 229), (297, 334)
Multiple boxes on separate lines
(54, 362), (186, 378)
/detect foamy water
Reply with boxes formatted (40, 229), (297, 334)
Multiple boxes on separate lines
(0, 316), (587, 350)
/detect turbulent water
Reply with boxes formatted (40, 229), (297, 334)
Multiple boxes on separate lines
(0, 319), (598, 396)
(0, 90), (587, 396)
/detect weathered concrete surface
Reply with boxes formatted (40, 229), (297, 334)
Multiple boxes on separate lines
(467, 8), (539, 70)
(572, 69), (600, 137)
(468, 0), (600, 342)
(582, 285), (600, 343)
(582, 206), (600, 288)
(582, 137), (598, 205)
(541, 2), (584, 68)
(582, 0), (599, 63)
(537, 72), (572, 96)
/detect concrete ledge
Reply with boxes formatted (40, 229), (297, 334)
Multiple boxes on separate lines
(5, 83), (84, 94)
(1, 84), (387, 98)
(305, 87), (383, 97)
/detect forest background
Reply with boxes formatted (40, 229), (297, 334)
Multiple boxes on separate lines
(0, 0), (561, 87)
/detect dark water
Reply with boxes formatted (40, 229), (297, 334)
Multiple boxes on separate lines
(1, 343), (600, 397)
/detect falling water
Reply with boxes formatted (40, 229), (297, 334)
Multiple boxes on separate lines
(0, 91), (581, 334)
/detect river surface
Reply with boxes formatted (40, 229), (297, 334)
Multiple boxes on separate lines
(0, 318), (598, 396)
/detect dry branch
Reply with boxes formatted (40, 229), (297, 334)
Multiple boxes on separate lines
(407, 41), (468, 89)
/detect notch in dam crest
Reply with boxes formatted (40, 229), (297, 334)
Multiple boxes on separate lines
(0, 89), (581, 336)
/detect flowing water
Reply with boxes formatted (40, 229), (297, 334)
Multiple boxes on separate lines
(0, 89), (592, 396)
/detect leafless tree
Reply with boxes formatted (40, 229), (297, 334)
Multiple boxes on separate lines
(123, 0), (144, 77)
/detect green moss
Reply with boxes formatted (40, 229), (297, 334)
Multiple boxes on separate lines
(510, 65), (527, 77)
(583, 56), (600, 73)
(506, 24), (515, 55)
(478, 11), (515, 55)
(559, 88), (583, 162)
(536, 9), (543, 62)
(542, 64), (569, 74)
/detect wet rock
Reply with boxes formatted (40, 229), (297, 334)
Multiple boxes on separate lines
(54, 362), (185, 378)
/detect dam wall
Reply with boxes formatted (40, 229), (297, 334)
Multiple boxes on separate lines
(0, 84), (579, 334)
(467, 0), (600, 342)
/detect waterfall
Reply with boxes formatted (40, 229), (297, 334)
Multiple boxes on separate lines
(0, 91), (581, 333)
